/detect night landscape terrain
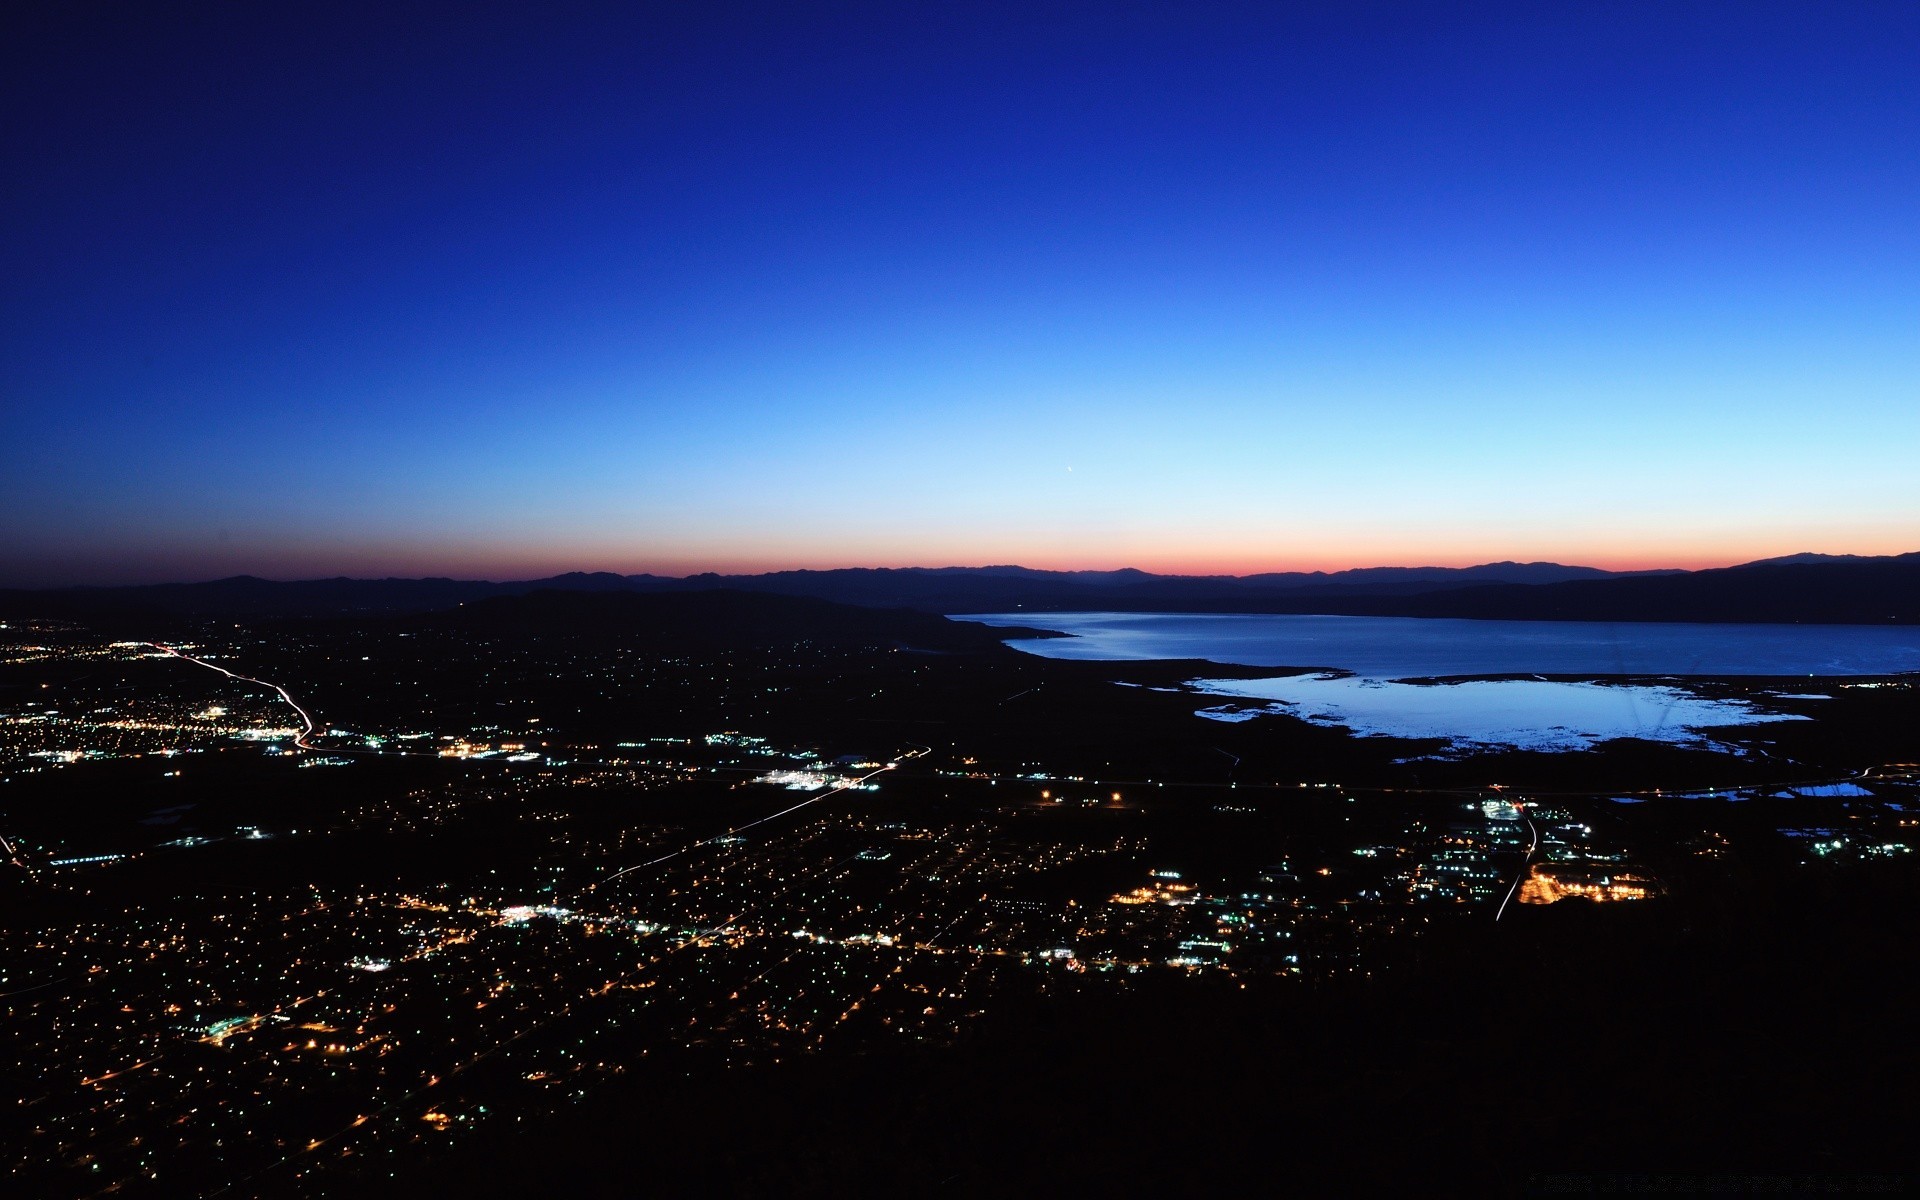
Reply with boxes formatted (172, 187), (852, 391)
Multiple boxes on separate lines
(6, 2), (1918, 1197)
(4, 568), (1918, 1196)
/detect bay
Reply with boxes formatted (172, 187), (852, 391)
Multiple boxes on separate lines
(958, 612), (1920, 679)
(957, 611), (1920, 752)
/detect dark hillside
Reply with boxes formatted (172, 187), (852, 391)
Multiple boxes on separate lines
(1390, 553), (1920, 624)
(408, 588), (1049, 653)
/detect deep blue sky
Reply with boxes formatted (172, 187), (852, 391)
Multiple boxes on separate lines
(5, 1), (1916, 585)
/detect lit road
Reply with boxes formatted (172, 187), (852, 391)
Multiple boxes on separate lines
(0, 830), (32, 876)
(147, 642), (318, 749)
(1495, 815), (1541, 922)
(582, 744), (928, 895)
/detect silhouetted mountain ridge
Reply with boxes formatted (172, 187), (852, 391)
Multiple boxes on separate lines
(3, 554), (1914, 624)
(1380, 553), (1920, 625)
(410, 589), (1044, 652)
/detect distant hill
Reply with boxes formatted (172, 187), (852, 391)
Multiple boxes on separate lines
(3, 554), (1914, 625)
(1239, 560), (1633, 588)
(0, 572), (660, 623)
(1738, 552), (1884, 568)
(1375, 553), (1920, 625)
(0, 560), (1658, 619)
(405, 589), (1046, 653)
(663, 561), (1651, 613)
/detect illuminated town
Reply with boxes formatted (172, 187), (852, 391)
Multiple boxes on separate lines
(4, 610), (1917, 1197)
(11, 3), (1920, 1192)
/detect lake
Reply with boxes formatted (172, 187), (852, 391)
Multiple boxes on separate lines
(1185, 673), (1810, 754)
(958, 612), (1920, 678)
(958, 611), (1920, 753)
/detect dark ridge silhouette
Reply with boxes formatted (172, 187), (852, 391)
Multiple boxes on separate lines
(1380, 552), (1920, 624)
(659, 560), (1648, 611)
(405, 588), (1051, 653)
(0, 572), (669, 623)
(3, 553), (1913, 624)
(0, 560), (1680, 620)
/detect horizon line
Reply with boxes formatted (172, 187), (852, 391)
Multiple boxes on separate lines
(15, 549), (1915, 592)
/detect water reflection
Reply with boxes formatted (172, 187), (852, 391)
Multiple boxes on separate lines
(958, 611), (1913, 753)
(962, 612), (1920, 678)
(1190, 673), (1807, 753)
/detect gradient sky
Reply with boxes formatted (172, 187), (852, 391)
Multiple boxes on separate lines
(4, 1), (1917, 585)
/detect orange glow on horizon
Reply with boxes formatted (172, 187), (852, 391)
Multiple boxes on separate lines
(395, 539), (1914, 583)
(12, 530), (1916, 588)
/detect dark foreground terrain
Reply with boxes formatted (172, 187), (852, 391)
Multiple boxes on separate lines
(3, 591), (1915, 1198)
(373, 877), (1920, 1198)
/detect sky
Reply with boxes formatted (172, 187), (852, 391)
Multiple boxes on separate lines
(4, 0), (1917, 586)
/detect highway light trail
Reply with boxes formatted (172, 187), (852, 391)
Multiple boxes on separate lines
(147, 642), (318, 749)
(0, 978), (68, 1001)
(1495, 816), (1541, 922)
(582, 753), (916, 895)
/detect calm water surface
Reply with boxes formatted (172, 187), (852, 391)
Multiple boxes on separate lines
(960, 612), (1920, 678)
(1188, 674), (1808, 753)
(959, 612), (1920, 751)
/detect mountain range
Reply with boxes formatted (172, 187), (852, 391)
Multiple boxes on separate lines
(3, 553), (1916, 625)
